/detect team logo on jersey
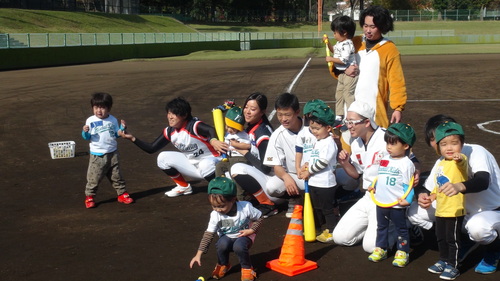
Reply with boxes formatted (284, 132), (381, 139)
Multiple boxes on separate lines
(380, 159), (389, 167)
(266, 156), (273, 161)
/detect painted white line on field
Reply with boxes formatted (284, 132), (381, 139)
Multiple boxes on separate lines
(477, 120), (500, 135)
(269, 57), (312, 121)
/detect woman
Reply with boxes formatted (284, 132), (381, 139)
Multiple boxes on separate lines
(120, 97), (227, 197)
(230, 92), (283, 218)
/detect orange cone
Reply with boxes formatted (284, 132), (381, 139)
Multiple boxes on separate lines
(266, 205), (318, 276)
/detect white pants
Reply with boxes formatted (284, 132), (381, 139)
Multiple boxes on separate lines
(230, 163), (285, 204)
(408, 200), (500, 245)
(265, 173), (305, 197)
(333, 192), (396, 253)
(157, 151), (220, 180)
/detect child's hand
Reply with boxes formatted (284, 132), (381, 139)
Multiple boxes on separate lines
(322, 35), (329, 43)
(453, 153), (463, 162)
(326, 56), (334, 62)
(83, 125), (89, 132)
(368, 186), (374, 192)
(238, 229), (255, 237)
(190, 251), (203, 268)
(398, 198), (410, 206)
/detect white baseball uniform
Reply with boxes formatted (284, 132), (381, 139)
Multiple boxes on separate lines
(333, 127), (397, 253)
(263, 122), (305, 197)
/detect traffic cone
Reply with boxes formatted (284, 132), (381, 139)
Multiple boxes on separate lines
(266, 204), (318, 276)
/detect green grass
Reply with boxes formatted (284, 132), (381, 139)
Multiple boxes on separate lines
(0, 8), (195, 33)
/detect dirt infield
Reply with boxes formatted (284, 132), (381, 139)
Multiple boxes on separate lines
(1, 54), (499, 281)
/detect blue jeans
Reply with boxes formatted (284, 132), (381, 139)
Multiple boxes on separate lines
(376, 206), (410, 253)
(216, 235), (253, 269)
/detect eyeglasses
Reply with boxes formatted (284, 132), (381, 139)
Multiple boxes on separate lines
(343, 118), (367, 126)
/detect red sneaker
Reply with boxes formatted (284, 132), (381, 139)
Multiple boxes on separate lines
(117, 192), (134, 204)
(85, 196), (95, 209)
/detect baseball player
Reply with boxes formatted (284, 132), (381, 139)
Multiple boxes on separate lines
(408, 114), (500, 275)
(263, 93), (305, 218)
(334, 101), (419, 253)
(120, 97), (225, 197)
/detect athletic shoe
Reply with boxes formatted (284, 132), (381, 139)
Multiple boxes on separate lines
(409, 225), (424, 246)
(286, 197), (301, 218)
(85, 196), (95, 209)
(241, 268), (257, 281)
(440, 265), (460, 280)
(368, 247), (387, 262)
(316, 229), (334, 243)
(256, 204), (278, 218)
(392, 250), (409, 267)
(165, 184), (192, 197)
(428, 260), (447, 274)
(474, 251), (500, 274)
(117, 192), (134, 204)
(212, 263), (231, 279)
(458, 237), (479, 263)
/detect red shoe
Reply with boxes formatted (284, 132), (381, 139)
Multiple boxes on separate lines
(241, 268), (257, 281)
(212, 263), (231, 279)
(85, 196), (95, 209)
(117, 192), (134, 204)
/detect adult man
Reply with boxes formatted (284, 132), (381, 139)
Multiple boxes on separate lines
(334, 101), (419, 253)
(408, 114), (500, 275)
(263, 93), (305, 217)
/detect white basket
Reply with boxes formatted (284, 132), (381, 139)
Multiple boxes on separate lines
(48, 141), (76, 159)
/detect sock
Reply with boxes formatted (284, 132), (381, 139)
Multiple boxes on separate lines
(171, 173), (189, 187)
(253, 189), (274, 206)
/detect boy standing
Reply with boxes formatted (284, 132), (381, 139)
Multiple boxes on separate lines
(298, 104), (339, 243)
(324, 15), (358, 125)
(427, 122), (468, 280)
(368, 123), (416, 267)
(82, 92), (133, 208)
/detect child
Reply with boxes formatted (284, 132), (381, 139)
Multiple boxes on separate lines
(190, 177), (262, 280)
(82, 92), (133, 208)
(324, 15), (358, 125)
(295, 99), (328, 175)
(427, 122), (467, 280)
(297, 104), (338, 243)
(215, 106), (252, 201)
(368, 123), (416, 267)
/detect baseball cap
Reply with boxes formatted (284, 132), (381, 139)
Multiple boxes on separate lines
(435, 121), (464, 143)
(311, 105), (336, 126)
(387, 123), (416, 147)
(303, 99), (327, 115)
(347, 101), (378, 129)
(225, 106), (245, 131)
(208, 176), (237, 196)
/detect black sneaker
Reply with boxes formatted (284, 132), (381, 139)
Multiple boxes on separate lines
(256, 204), (278, 218)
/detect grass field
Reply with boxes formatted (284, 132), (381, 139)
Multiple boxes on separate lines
(1, 8), (500, 35)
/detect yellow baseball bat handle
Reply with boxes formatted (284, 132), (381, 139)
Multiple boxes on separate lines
(323, 34), (333, 69)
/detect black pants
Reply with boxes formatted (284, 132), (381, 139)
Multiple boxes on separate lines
(309, 185), (338, 231)
(435, 216), (464, 267)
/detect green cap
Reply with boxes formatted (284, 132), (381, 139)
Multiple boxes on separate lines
(435, 121), (464, 143)
(208, 176), (237, 196)
(224, 106), (245, 131)
(387, 123), (416, 147)
(303, 99), (327, 115)
(311, 105), (336, 126)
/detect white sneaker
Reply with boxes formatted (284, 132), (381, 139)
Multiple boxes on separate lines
(165, 184), (192, 197)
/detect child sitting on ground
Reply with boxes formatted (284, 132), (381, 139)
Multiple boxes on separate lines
(190, 177), (263, 281)
(368, 123), (416, 268)
(82, 92), (133, 208)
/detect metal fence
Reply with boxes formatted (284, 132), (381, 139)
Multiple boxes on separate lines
(392, 9), (500, 21)
(0, 30), (467, 49)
